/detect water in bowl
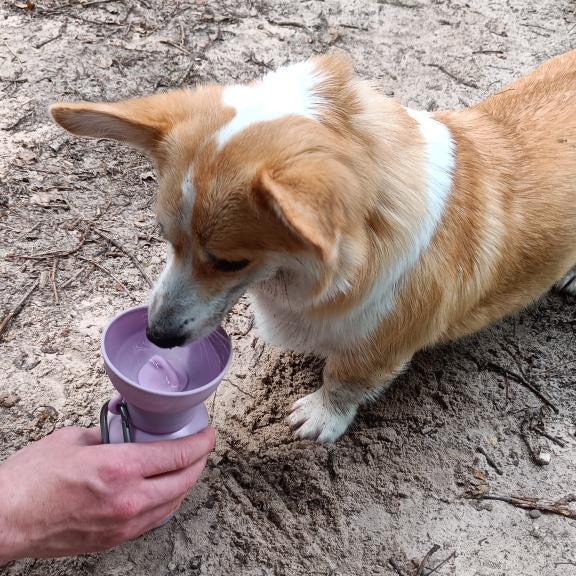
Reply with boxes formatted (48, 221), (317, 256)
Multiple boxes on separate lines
(137, 354), (188, 392)
(113, 330), (224, 392)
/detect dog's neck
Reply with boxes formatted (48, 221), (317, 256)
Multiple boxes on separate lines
(252, 83), (456, 319)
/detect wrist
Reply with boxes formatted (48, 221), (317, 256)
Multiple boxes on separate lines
(0, 467), (24, 565)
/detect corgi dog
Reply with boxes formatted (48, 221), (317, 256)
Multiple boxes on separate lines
(51, 50), (576, 442)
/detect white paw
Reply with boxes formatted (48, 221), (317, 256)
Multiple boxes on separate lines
(557, 269), (576, 295)
(288, 389), (357, 442)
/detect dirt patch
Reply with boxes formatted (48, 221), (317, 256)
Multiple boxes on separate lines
(1, 1), (576, 575)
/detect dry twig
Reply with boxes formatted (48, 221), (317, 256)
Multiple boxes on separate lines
(427, 551), (456, 575)
(388, 559), (406, 576)
(2, 39), (24, 69)
(379, 0), (423, 8)
(18, 222), (40, 240)
(50, 258), (59, 304)
(76, 256), (131, 296)
(81, 0), (123, 7)
(209, 388), (219, 420)
(159, 39), (192, 56)
(477, 446), (503, 476)
(555, 560), (576, 568)
(520, 415), (543, 464)
(93, 228), (153, 287)
(535, 427), (567, 448)
(0, 280), (39, 340)
(177, 60), (197, 86)
(246, 51), (273, 70)
(484, 362), (559, 413)
(416, 544), (440, 576)
(65, 12), (127, 26)
(60, 265), (92, 289)
(266, 19), (308, 30)
(223, 378), (255, 399)
(472, 49), (505, 55)
(8, 231), (90, 261)
(427, 63), (479, 89)
(35, 22), (66, 48)
(478, 493), (576, 519)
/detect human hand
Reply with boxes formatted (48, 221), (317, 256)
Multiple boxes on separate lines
(0, 425), (215, 563)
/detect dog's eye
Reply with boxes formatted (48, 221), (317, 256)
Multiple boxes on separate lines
(208, 254), (250, 273)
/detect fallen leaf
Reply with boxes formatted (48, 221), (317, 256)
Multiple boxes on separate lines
(30, 190), (68, 209)
(15, 0), (35, 10)
(472, 468), (487, 481)
(471, 482), (490, 498)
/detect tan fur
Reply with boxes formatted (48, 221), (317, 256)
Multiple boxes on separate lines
(326, 51), (576, 395)
(51, 50), (576, 441)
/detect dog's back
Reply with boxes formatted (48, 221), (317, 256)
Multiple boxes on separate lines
(428, 50), (576, 342)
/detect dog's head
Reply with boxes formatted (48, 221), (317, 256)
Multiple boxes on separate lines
(51, 53), (366, 346)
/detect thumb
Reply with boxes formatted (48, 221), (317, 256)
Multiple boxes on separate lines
(124, 427), (216, 478)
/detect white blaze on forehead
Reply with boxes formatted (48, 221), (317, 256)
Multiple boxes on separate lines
(217, 61), (325, 148)
(180, 166), (196, 228)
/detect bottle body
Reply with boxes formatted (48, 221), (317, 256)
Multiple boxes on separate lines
(101, 396), (209, 444)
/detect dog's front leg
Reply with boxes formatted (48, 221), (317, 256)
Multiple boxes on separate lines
(288, 350), (410, 442)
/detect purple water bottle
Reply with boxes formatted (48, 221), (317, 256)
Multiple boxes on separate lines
(99, 306), (232, 444)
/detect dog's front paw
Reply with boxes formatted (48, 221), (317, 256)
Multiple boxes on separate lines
(288, 389), (357, 442)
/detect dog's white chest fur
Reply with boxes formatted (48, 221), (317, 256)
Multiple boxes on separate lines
(250, 288), (390, 354)
(250, 294), (345, 353)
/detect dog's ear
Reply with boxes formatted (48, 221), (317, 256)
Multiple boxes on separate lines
(252, 158), (347, 263)
(50, 94), (177, 157)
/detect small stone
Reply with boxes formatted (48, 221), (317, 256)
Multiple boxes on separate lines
(535, 450), (551, 466)
(0, 391), (20, 408)
(529, 509), (542, 519)
(168, 562), (177, 571)
(380, 427), (398, 443)
(396, 483), (410, 498)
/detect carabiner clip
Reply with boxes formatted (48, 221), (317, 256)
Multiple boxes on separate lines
(100, 399), (133, 444)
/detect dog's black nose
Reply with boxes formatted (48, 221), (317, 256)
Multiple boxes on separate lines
(146, 326), (187, 349)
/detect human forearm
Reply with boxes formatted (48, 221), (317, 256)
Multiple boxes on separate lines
(0, 469), (23, 565)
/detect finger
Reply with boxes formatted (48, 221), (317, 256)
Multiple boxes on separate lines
(121, 427), (216, 478)
(143, 455), (209, 503)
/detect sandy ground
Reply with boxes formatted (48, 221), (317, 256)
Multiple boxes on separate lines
(1, 0), (576, 575)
